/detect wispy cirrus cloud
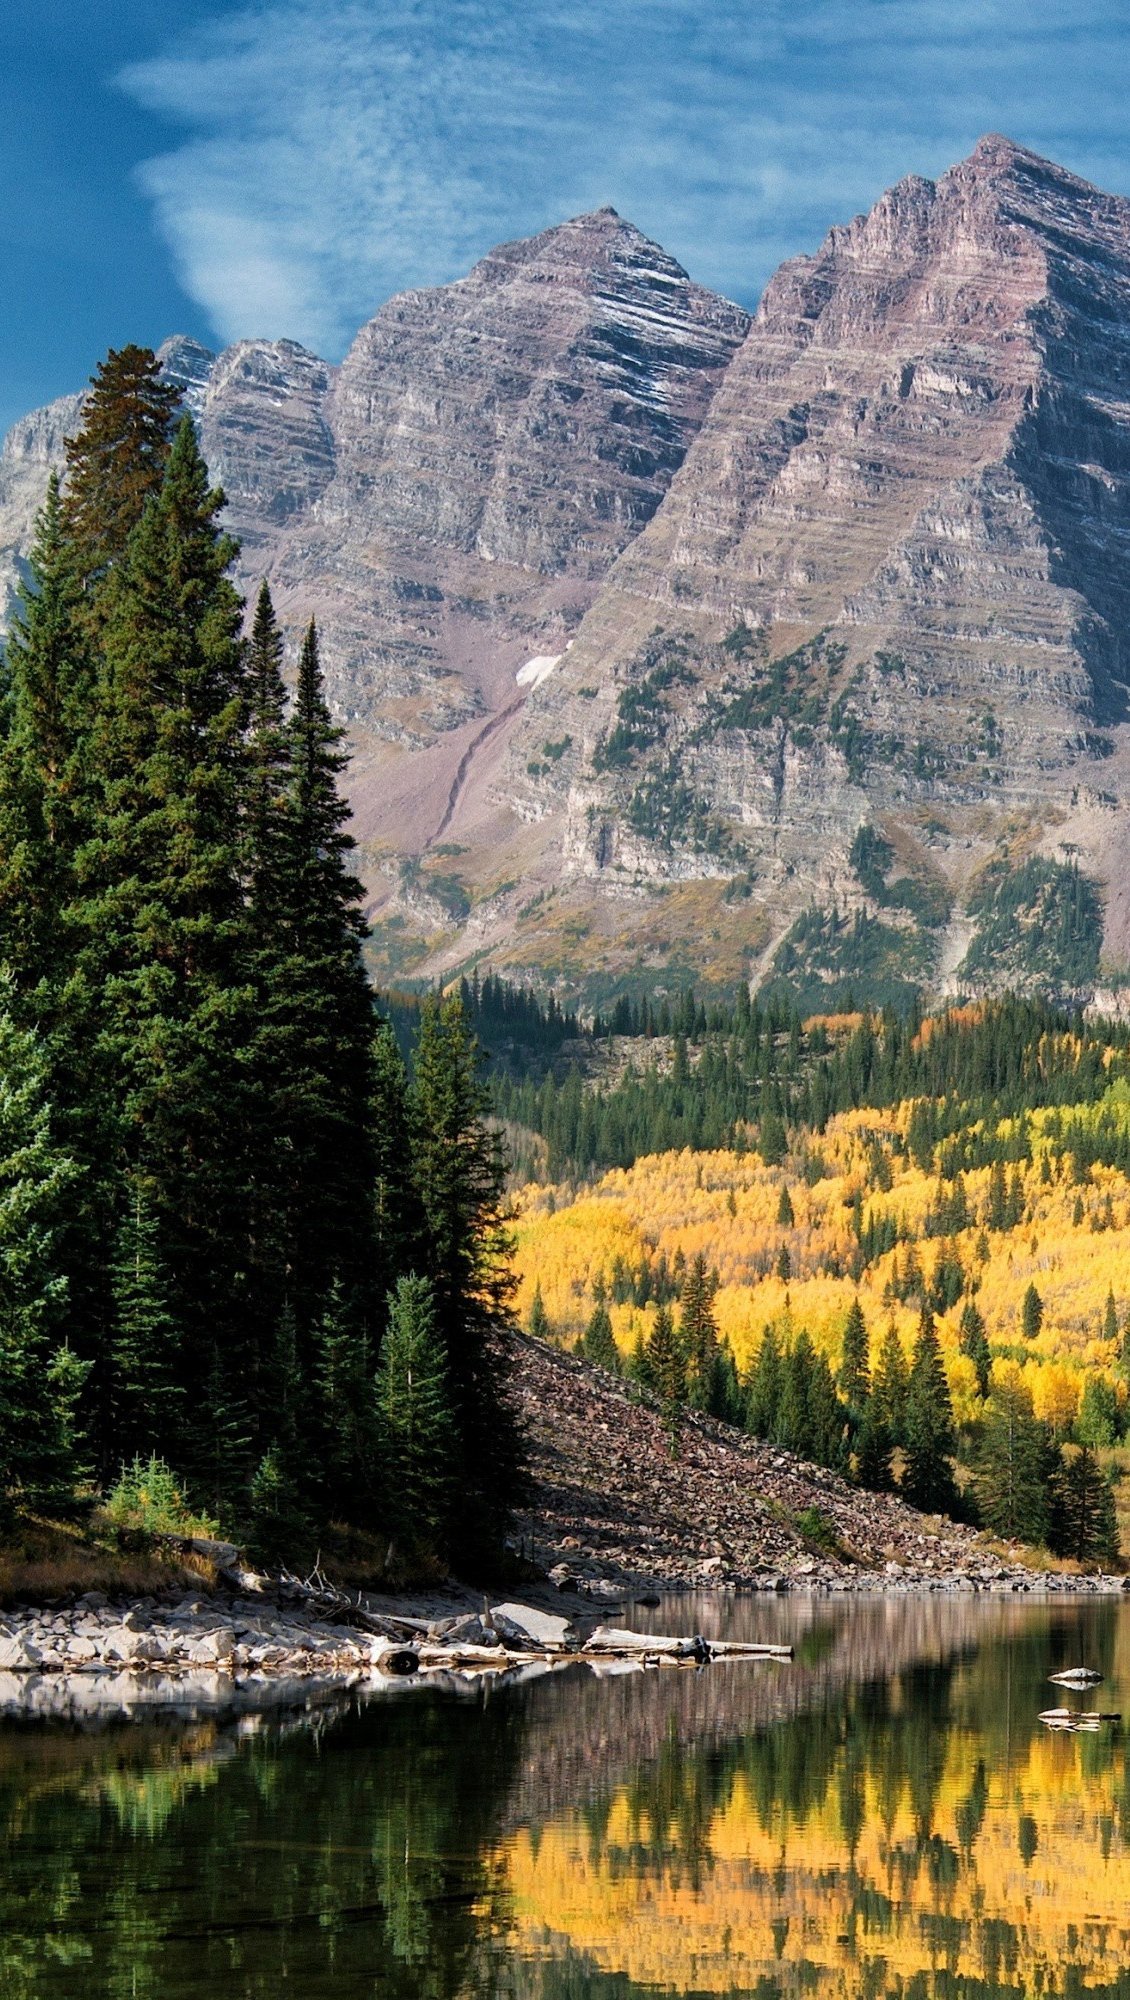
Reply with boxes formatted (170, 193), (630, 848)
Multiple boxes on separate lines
(119, 0), (1130, 355)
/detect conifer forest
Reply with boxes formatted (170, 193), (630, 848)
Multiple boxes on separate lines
(0, 348), (518, 1569)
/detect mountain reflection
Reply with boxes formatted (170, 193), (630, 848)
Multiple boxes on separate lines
(0, 1597), (1128, 1997)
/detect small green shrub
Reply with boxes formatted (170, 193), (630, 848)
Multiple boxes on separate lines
(793, 1506), (846, 1558)
(104, 1456), (217, 1539)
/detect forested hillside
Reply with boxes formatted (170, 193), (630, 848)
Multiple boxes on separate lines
(0, 347), (519, 1569)
(508, 1000), (1130, 1562)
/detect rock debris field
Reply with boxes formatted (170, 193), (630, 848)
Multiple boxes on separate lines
(509, 1335), (1130, 1598)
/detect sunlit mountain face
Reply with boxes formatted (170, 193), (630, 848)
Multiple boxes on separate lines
(0, 1594), (1127, 1996)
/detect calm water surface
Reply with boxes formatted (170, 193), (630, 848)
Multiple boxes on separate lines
(2, 1593), (1129, 1997)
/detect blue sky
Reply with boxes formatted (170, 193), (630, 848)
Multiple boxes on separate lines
(6, 0), (1130, 435)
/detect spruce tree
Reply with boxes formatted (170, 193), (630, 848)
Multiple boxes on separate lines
(807, 1353), (847, 1470)
(854, 1401), (894, 1492)
(63, 345), (181, 592)
(582, 1303), (620, 1373)
(0, 477), (92, 995)
(902, 1305), (958, 1515)
(840, 1297), (870, 1411)
(0, 992), (85, 1519)
(746, 1323), (782, 1437)
(528, 1283), (551, 1342)
(776, 1332), (816, 1459)
(1021, 1282), (1044, 1342)
(872, 1320), (910, 1444)
(974, 1377), (1050, 1543)
(262, 613), (377, 1355)
(376, 1276), (456, 1549)
(646, 1304), (685, 1407)
(959, 1300), (992, 1399)
(408, 993), (521, 1554)
(1057, 1446), (1120, 1566)
(679, 1252), (719, 1407)
(107, 1182), (182, 1470)
(313, 1282), (377, 1520)
(371, 1018), (424, 1308)
(76, 413), (254, 1464)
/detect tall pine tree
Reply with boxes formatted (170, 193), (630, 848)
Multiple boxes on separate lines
(63, 345), (181, 594)
(902, 1305), (958, 1515)
(409, 993), (520, 1556)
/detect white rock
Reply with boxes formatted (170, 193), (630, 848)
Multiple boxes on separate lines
(0, 1635), (41, 1670)
(489, 1602), (575, 1648)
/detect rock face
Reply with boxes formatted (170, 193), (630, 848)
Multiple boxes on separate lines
(10, 142), (1130, 1001)
(0, 212), (747, 880)
(489, 137), (1130, 1000)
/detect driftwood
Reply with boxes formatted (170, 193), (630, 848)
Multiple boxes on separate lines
(583, 1625), (793, 1661)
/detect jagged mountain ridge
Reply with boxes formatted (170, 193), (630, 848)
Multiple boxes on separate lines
(0, 211), (748, 912)
(488, 136), (1130, 1005)
(6, 141), (1130, 1005)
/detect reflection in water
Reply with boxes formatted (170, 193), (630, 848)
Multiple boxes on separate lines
(1, 1597), (1129, 1996)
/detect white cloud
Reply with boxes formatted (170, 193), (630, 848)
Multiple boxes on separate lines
(119, 0), (1130, 355)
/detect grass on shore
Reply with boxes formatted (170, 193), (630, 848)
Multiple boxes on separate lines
(0, 1515), (221, 1607)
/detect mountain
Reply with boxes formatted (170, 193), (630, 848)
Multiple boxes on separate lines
(7, 141), (1130, 1006)
(486, 137), (1130, 1006)
(0, 212), (747, 958)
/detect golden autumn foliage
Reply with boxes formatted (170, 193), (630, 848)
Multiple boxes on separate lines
(512, 1091), (1130, 1433)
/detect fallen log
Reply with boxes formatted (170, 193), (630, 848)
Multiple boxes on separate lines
(583, 1626), (792, 1660)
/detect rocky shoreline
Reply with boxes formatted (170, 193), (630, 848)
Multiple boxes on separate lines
(0, 1555), (1126, 1726)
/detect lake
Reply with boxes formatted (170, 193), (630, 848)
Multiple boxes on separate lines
(1, 1592), (1128, 1997)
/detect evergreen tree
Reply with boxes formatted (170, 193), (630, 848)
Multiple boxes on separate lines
(807, 1353), (847, 1470)
(839, 1297), (870, 1411)
(313, 1281), (377, 1519)
(0, 477), (92, 995)
(776, 1332), (816, 1459)
(371, 1018), (425, 1308)
(746, 1323), (783, 1437)
(375, 1276), (456, 1549)
(582, 1303), (620, 1373)
(409, 993), (520, 1555)
(1057, 1445), (1121, 1567)
(776, 1183), (794, 1227)
(63, 345), (181, 592)
(1020, 1282), (1044, 1342)
(872, 1320), (910, 1445)
(76, 413), (254, 1466)
(267, 616), (377, 1341)
(854, 1401), (894, 1492)
(0, 993), (85, 1519)
(1103, 1287), (1119, 1345)
(646, 1304), (685, 1407)
(974, 1378), (1050, 1543)
(959, 1300), (992, 1399)
(902, 1305), (958, 1515)
(679, 1252), (719, 1408)
(528, 1283), (551, 1342)
(107, 1181), (182, 1470)
(708, 1340), (744, 1426)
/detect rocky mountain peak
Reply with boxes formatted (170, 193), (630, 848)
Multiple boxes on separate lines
(156, 335), (217, 414)
(485, 140), (1130, 1008)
